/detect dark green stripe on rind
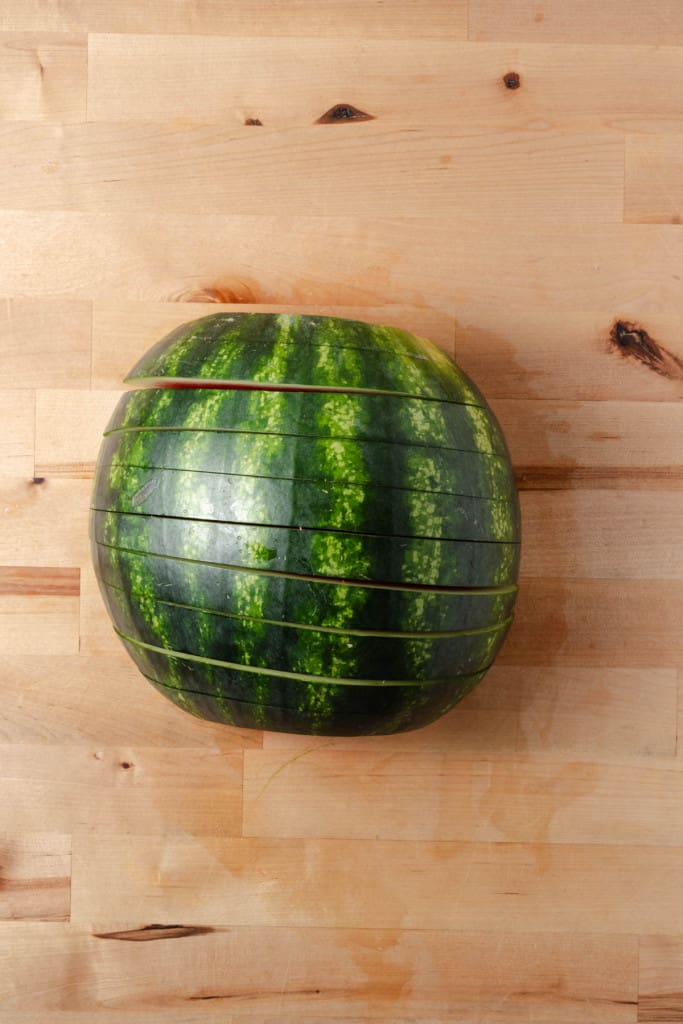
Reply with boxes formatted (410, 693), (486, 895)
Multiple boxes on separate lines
(124, 313), (488, 406)
(97, 575), (512, 680)
(105, 387), (508, 456)
(93, 465), (520, 543)
(143, 672), (485, 736)
(91, 510), (520, 588)
(95, 430), (516, 503)
(93, 541), (519, 633)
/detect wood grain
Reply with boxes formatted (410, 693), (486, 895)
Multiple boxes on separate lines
(0, 391), (34, 476)
(520, 490), (683, 579)
(470, 1), (683, 45)
(71, 833), (683, 934)
(0, 122), (625, 223)
(264, 666), (678, 760)
(0, 566), (79, 596)
(0, 478), (91, 567)
(0, 745), (243, 836)
(0, 298), (91, 389)
(495, 399), (683, 490)
(86, 35), (683, 135)
(34, 388), (121, 477)
(1, 214), (682, 319)
(639, 936), (683, 1023)
(625, 133), (683, 225)
(0, 833), (70, 922)
(503, 579), (683, 668)
(0, 593), (79, 655)
(0, 33), (86, 122)
(0, 2), (468, 39)
(244, 750), (683, 844)
(1, 653), (262, 749)
(455, 307), (683, 402)
(0, 923), (636, 1022)
(3, 5), (683, 1019)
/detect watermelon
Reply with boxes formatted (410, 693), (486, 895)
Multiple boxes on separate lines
(93, 543), (518, 633)
(90, 312), (521, 735)
(97, 573), (513, 680)
(142, 667), (489, 737)
(124, 312), (488, 405)
(105, 387), (508, 454)
(93, 466), (518, 542)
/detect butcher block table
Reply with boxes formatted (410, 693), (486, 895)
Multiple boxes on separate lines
(2, 2), (683, 1020)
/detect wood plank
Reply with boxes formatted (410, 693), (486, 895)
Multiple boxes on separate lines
(0, 746), (243, 836)
(0, 390), (34, 477)
(493, 399), (683, 490)
(0, 833), (70, 922)
(0, 922), (637, 1023)
(71, 833), (683, 934)
(91, 301), (455, 390)
(503, 579), (683, 668)
(455, 308), (683, 403)
(1, 213), (683, 318)
(0, 653), (262, 748)
(79, 560), (123, 656)
(0, 121), (624, 224)
(87, 35), (683, 134)
(639, 936), (683, 1023)
(0, 298), (91, 389)
(625, 134), (683, 225)
(0, 566), (79, 596)
(0, 211), (457, 309)
(0, 2), (467, 38)
(520, 490), (683, 579)
(34, 388), (120, 478)
(470, 1), (683, 46)
(86, 34), (462, 127)
(0, 593), (79, 655)
(244, 751), (683, 845)
(0, 33), (86, 122)
(0, 477), (91, 567)
(264, 666), (678, 760)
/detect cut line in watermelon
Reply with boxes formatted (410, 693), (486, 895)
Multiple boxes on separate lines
(128, 379), (486, 405)
(91, 504), (520, 547)
(104, 387), (509, 456)
(116, 627), (498, 688)
(92, 509), (520, 588)
(99, 575), (513, 640)
(93, 537), (518, 595)
(142, 671), (487, 707)
(93, 311), (520, 733)
(92, 464), (519, 543)
(140, 671), (487, 735)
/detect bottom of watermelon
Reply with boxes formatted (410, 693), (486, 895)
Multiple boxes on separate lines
(143, 670), (486, 736)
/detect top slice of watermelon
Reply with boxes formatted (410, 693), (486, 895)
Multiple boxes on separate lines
(124, 312), (488, 405)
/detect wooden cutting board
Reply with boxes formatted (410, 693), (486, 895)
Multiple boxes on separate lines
(1, 2), (683, 1020)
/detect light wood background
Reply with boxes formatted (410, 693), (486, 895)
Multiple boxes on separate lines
(1, 2), (683, 1020)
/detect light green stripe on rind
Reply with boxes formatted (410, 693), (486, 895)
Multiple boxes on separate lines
(96, 431), (516, 503)
(92, 509), (520, 588)
(119, 592), (515, 640)
(104, 388), (507, 455)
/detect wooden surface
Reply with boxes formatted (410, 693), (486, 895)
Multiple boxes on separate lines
(1, 3), (683, 1020)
